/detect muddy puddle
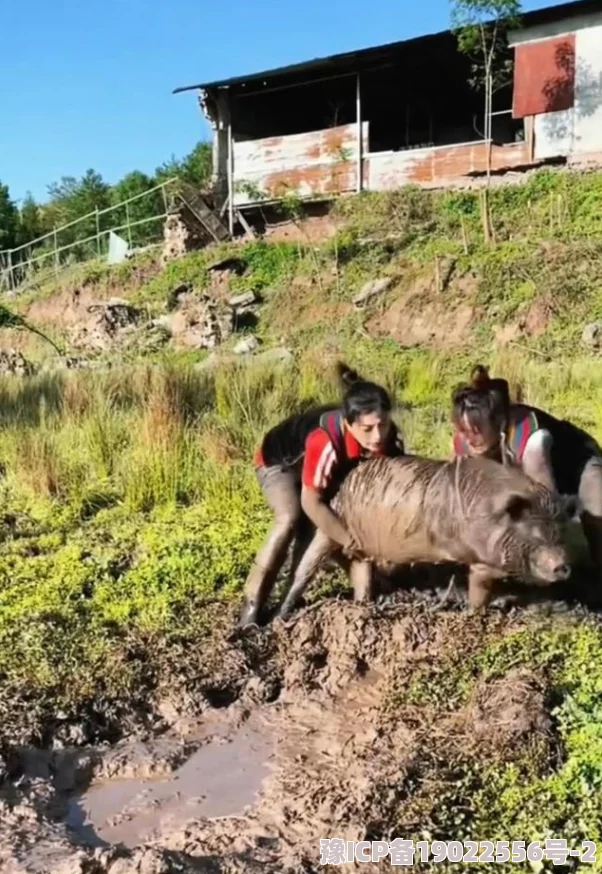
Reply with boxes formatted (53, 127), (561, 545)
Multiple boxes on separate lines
(65, 713), (276, 850)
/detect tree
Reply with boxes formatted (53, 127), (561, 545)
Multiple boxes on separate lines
(450, 0), (522, 243)
(0, 182), (18, 252)
(155, 141), (213, 189)
(47, 169), (111, 223)
(17, 193), (45, 248)
(46, 169), (112, 258)
(181, 142), (213, 189)
(111, 170), (164, 248)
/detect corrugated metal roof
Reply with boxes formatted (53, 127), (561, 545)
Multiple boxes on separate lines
(172, 29), (444, 94)
(172, 0), (597, 95)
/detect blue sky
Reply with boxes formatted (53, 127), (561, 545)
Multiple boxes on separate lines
(1, 0), (565, 204)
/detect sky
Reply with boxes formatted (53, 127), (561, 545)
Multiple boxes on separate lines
(0, 0), (568, 205)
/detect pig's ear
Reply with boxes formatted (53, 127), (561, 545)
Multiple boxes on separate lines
(495, 492), (532, 521)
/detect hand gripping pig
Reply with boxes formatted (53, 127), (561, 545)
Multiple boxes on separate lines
(277, 453), (576, 618)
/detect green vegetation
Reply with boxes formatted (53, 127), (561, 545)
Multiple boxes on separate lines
(0, 140), (212, 274)
(383, 614), (602, 871)
(3, 167), (602, 860)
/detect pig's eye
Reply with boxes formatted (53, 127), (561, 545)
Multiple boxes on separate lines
(505, 495), (531, 522)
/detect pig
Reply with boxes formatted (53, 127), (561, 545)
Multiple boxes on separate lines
(276, 453), (576, 618)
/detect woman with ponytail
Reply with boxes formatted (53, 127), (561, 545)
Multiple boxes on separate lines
(239, 363), (405, 628)
(451, 363), (602, 580)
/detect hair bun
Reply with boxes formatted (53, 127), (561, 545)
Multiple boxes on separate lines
(335, 361), (362, 388)
(470, 364), (490, 390)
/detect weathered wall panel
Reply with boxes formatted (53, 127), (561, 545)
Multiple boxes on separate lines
(513, 35), (575, 118)
(233, 123), (369, 206)
(368, 141), (529, 190)
(509, 12), (602, 163)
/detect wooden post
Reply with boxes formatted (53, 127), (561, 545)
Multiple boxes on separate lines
(125, 202), (133, 249)
(95, 207), (101, 258)
(227, 122), (234, 236)
(525, 116), (535, 164)
(356, 72), (362, 193)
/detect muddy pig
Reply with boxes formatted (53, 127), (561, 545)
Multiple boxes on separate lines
(277, 454), (576, 617)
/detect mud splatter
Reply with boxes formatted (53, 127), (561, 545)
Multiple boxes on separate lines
(0, 591), (595, 873)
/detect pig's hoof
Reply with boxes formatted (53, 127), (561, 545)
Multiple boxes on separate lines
(238, 604), (261, 629)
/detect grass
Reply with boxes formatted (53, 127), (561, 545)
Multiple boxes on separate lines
(386, 615), (602, 872)
(3, 167), (602, 856)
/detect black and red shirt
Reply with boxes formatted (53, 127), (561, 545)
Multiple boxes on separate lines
(302, 410), (405, 495)
(255, 407), (405, 495)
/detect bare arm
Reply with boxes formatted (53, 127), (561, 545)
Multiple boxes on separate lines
(521, 429), (557, 493)
(301, 485), (353, 549)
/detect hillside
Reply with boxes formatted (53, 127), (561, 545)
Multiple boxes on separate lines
(3, 168), (602, 872)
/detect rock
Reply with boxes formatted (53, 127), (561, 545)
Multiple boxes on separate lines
(582, 321), (602, 352)
(209, 256), (247, 276)
(150, 315), (174, 333)
(229, 291), (257, 309)
(166, 282), (193, 311)
(61, 356), (108, 371)
(130, 323), (172, 354)
(161, 212), (205, 264)
(0, 349), (36, 376)
(254, 347), (293, 365)
(233, 336), (260, 355)
(69, 300), (143, 353)
(353, 277), (393, 307)
(195, 346), (293, 371)
(171, 295), (235, 350)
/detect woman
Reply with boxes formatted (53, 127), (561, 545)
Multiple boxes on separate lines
(451, 364), (602, 578)
(239, 365), (405, 627)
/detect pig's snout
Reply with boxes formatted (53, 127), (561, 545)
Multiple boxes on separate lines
(529, 546), (572, 584)
(551, 562), (571, 581)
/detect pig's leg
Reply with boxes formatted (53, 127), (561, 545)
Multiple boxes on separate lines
(239, 466), (302, 628)
(467, 564), (496, 610)
(277, 530), (334, 620)
(578, 457), (602, 588)
(349, 560), (373, 602)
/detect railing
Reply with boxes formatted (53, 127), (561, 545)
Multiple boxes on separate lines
(0, 177), (180, 293)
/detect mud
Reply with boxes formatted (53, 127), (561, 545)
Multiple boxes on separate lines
(66, 712), (275, 850)
(0, 588), (597, 874)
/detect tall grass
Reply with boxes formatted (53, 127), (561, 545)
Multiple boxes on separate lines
(1, 351), (601, 514)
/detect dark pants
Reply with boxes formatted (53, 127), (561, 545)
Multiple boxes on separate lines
(577, 456), (602, 578)
(239, 464), (312, 626)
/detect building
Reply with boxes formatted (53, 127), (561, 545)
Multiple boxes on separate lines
(173, 0), (602, 232)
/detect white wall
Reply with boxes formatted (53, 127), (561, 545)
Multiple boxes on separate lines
(509, 13), (602, 161)
(572, 25), (602, 154)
